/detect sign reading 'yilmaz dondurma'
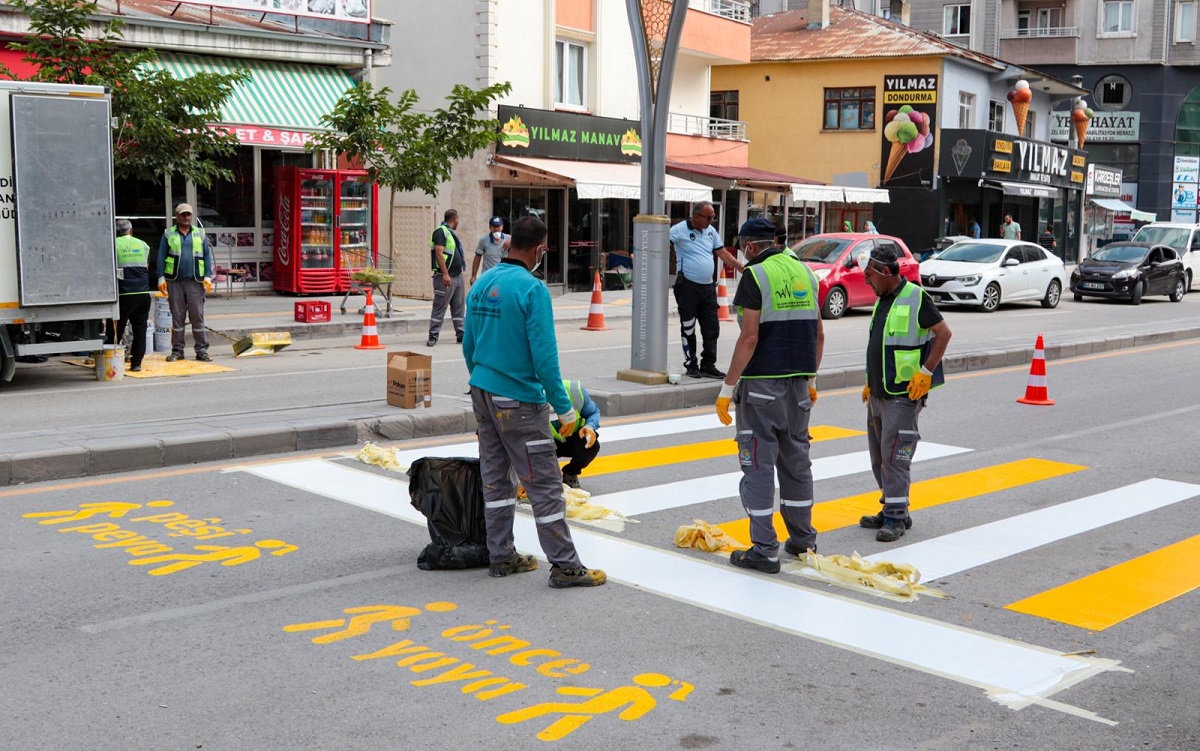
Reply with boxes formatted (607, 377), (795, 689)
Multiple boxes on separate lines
(496, 105), (642, 163)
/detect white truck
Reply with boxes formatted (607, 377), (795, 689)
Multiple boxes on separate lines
(0, 81), (117, 382)
(1131, 222), (1200, 291)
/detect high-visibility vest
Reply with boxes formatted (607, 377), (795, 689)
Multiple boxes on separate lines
(162, 227), (207, 281)
(871, 282), (945, 396)
(739, 251), (819, 378)
(430, 223), (458, 273)
(115, 234), (150, 295)
(550, 379), (588, 441)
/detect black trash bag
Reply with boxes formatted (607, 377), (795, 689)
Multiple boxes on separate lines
(407, 457), (490, 570)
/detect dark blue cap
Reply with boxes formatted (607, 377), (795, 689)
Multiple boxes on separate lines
(738, 217), (776, 240)
(489, 216), (504, 227)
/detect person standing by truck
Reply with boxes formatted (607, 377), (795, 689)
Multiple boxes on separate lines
(157, 203), (214, 362)
(112, 220), (151, 372)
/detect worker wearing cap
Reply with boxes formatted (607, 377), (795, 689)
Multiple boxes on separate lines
(858, 244), (952, 542)
(471, 215), (511, 284)
(715, 217), (824, 574)
(113, 219), (152, 372)
(157, 203), (214, 362)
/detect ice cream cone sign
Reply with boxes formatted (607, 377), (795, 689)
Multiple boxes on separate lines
(882, 105), (933, 183)
(1072, 98), (1095, 148)
(1007, 80), (1033, 137)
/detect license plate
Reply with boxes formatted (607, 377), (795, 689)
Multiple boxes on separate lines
(1082, 282), (1105, 290)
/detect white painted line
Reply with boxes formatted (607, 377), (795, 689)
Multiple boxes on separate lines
(865, 479), (1200, 582)
(594, 443), (972, 517)
(239, 458), (1122, 721)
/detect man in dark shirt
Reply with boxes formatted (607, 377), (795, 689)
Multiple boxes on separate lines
(859, 244), (952, 542)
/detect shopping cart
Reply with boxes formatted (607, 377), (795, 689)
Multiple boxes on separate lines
(339, 247), (396, 318)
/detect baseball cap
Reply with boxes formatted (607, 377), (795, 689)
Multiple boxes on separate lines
(489, 216), (504, 227)
(738, 217), (775, 240)
(175, 203), (194, 216)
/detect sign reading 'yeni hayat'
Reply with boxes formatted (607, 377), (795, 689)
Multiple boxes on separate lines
(496, 105), (642, 163)
(879, 75), (937, 189)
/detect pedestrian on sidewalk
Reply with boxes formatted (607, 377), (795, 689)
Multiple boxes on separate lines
(858, 243), (952, 543)
(715, 218), (824, 574)
(427, 209), (465, 347)
(670, 201), (744, 380)
(112, 219), (151, 372)
(470, 215), (510, 284)
(552, 379), (601, 490)
(157, 203), (214, 362)
(462, 215), (606, 589)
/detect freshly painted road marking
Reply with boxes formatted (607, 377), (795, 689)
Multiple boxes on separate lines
(238, 458), (1122, 723)
(716, 458), (1088, 546)
(863, 479), (1200, 582)
(1007, 533), (1200, 631)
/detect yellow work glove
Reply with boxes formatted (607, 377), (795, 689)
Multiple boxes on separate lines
(808, 377), (818, 404)
(203, 277), (214, 294)
(715, 382), (735, 426)
(158, 279), (168, 296)
(862, 384), (870, 404)
(907, 367), (933, 401)
(557, 411), (578, 438)
(581, 426), (597, 448)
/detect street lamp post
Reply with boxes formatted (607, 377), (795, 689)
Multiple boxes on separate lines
(618, 0), (689, 384)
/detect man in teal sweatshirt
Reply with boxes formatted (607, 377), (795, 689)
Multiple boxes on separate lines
(463, 216), (606, 589)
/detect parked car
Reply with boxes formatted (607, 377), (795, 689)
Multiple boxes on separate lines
(788, 233), (920, 319)
(1130, 223), (1200, 290)
(918, 235), (972, 262)
(918, 239), (1067, 312)
(1070, 242), (1187, 305)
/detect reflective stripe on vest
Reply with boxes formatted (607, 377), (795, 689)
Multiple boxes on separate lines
(872, 283), (944, 396)
(741, 253), (819, 379)
(550, 379), (587, 441)
(163, 227), (206, 281)
(431, 224), (458, 271)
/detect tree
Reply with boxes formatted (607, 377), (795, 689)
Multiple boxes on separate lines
(310, 80), (512, 196)
(2, 0), (248, 188)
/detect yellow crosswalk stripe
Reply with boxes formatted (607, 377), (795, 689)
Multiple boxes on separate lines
(1005, 534), (1200, 631)
(715, 458), (1088, 546)
(579, 425), (864, 478)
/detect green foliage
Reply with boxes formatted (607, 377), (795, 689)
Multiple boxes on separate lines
(2, 0), (248, 187)
(311, 80), (512, 196)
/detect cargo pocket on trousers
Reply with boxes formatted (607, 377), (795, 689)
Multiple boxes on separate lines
(524, 437), (559, 483)
(892, 429), (920, 465)
(791, 398), (813, 443)
(736, 430), (757, 469)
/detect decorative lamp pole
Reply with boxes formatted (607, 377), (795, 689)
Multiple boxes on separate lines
(619, 0), (689, 383)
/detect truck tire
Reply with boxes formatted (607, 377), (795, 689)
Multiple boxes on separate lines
(0, 326), (15, 383)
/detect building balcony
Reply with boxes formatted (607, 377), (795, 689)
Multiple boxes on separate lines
(676, 0), (751, 63)
(666, 113), (748, 167)
(688, 0), (751, 23)
(668, 113), (748, 141)
(999, 27), (1080, 65)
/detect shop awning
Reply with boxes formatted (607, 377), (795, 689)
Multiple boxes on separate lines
(791, 184), (846, 203)
(1091, 198), (1155, 222)
(144, 52), (356, 132)
(841, 187), (891, 204)
(986, 180), (1059, 199)
(496, 155), (712, 203)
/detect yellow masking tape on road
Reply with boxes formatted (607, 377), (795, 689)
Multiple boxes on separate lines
(716, 458), (1088, 546)
(1006, 534), (1200, 631)
(580, 425), (864, 478)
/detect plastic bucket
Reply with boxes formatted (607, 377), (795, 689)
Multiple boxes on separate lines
(153, 294), (172, 352)
(96, 345), (125, 382)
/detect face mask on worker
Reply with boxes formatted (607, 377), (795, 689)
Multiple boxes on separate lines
(492, 231), (502, 241)
(530, 245), (547, 274)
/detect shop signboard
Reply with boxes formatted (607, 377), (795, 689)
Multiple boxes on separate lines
(496, 105), (642, 163)
(1171, 182), (1197, 211)
(1086, 164), (1123, 197)
(1050, 111), (1139, 143)
(939, 129), (1087, 190)
(879, 75), (937, 188)
(1172, 155), (1199, 184)
(187, 0), (370, 24)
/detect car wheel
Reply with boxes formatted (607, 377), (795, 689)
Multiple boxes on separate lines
(1041, 280), (1061, 309)
(1073, 291), (1084, 302)
(1129, 280), (1143, 306)
(821, 286), (847, 320)
(1170, 276), (1186, 302)
(980, 282), (1000, 313)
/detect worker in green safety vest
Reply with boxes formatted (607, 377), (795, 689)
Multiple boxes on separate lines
(156, 203), (215, 362)
(112, 219), (152, 372)
(550, 379), (601, 489)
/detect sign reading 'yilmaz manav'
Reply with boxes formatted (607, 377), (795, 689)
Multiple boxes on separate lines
(496, 105), (642, 163)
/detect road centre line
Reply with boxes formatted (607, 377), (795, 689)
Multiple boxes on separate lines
(237, 458), (1123, 723)
(862, 479), (1200, 582)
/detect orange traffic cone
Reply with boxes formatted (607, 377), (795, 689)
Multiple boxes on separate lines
(1017, 333), (1054, 406)
(354, 288), (386, 350)
(717, 275), (734, 322)
(581, 270), (609, 331)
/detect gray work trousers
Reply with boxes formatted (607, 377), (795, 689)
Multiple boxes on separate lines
(734, 377), (817, 559)
(866, 394), (924, 520)
(167, 278), (208, 355)
(471, 388), (584, 569)
(428, 274), (464, 341)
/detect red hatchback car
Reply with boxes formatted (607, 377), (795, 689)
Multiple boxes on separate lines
(788, 233), (921, 319)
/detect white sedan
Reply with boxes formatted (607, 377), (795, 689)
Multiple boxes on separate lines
(919, 239), (1068, 312)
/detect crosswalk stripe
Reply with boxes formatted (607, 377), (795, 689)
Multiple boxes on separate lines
(592, 443), (971, 517)
(583, 425), (863, 478)
(1006, 533), (1200, 632)
(863, 479), (1200, 582)
(716, 458), (1088, 546)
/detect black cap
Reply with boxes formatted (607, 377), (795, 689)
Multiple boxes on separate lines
(738, 217), (775, 240)
(489, 216), (504, 227)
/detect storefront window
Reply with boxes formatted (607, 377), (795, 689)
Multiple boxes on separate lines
(195, 148), (256, 228)
(261, 149), (314, 225)
(115, 176), (168, 251)
(492, 186), (563, 287)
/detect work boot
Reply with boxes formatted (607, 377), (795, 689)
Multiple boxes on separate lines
(685, 365), (702, 379)
(426, 336), (437, 347)
(165, 352), (184, 362)
(859, 511), (913, 530)
(456, 333), (464, 344)
(562, 473), (580, 489)
(876, 517), (908, 542)
(549, 565), (606, 588)
(729, 548), (781, 574)
(699, 364), (726, 379)
(489, 553), (538, 578)
(196, 352), (212, 362)
(783, 538), (816, 557)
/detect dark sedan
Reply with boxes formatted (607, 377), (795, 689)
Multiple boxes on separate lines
(1070, 243), (1187, 305)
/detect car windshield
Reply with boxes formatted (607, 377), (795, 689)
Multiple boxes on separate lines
(791, 238), (851, 264)
(1092, 245), (1147, 263)
(934, 243), (1005, 264)
(1133, 227), (1190, 248)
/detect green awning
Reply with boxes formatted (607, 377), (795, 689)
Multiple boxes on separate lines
(147, 53), (355, 131)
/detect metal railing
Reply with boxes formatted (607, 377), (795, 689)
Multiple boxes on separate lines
(1000, 26), (1080, 39)
(667, 112), (748, 141)
(688, 0), (752, 24)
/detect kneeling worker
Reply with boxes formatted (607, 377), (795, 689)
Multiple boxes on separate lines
(716, 218), (824, 574)
(552, 379), (600, 489)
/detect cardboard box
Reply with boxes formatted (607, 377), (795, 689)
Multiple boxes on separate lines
(386, 351), (432, 409)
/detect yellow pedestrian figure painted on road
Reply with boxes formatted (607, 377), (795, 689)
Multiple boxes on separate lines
(495, 672), (689, 742)
(127, 539), (297, 576)
(282, 603), (457, 644)
(24, 500), (174, 525)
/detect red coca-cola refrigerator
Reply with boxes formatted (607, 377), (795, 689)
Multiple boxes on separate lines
(272, 167), (378, 294)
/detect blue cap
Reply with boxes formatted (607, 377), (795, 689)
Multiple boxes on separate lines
(489, 216), (504, 227)
(738, 217), (775, 240)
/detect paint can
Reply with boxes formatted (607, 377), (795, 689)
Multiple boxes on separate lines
(95, 344), (124, 382)
(153, 293), (172, 352)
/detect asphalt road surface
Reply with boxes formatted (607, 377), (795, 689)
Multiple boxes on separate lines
(4, 340), (1200, 749)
